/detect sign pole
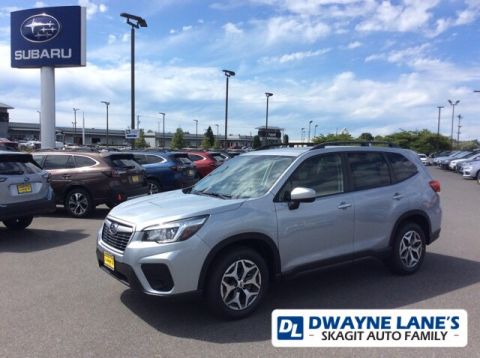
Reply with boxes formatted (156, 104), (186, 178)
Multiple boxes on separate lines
(40, 66), (55, 149)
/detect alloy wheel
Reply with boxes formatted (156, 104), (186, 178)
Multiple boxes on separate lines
(68, 192), (89, 216)
(220, 259), (262, 311)
(399, 230), (423, 268)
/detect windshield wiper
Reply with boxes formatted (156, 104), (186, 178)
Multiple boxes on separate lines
(191, 189), (231, 199)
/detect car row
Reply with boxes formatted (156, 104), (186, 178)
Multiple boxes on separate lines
(432, 149), (480, 183)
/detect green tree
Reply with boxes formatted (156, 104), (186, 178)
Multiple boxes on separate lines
(204, 126), (215, 148)
(312, 132), (353, 144)
(171, 128), (185, 149)
(201, 136), (211, 149)
(213, 139), (221, 149)
(134, 129), (149, 148)
(252, 135), (261, 149)
(358, 132), (374, 141)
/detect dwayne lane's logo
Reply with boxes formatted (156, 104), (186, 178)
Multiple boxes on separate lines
(277, 317), (304, 340)
(21, 13), (61, 43)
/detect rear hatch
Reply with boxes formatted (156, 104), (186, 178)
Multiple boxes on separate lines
(0, 153), (49, 205)
(104, 153), (146, 188)
(208, 152), (225, 167)
(171, 153), (197, 178)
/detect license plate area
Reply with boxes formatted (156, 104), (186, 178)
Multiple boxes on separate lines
(131, 175), (140, 183)
(17, 183), (32, 194)
(104, 252), (115, 271)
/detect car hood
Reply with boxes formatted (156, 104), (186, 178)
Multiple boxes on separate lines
(108, 189), (245, 229)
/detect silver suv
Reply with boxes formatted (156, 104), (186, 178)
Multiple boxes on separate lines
(0, 152), (55, 230)
(97, 144), (442, 318)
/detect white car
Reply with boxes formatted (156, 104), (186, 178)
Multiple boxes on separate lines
(418, 153), (428, 165)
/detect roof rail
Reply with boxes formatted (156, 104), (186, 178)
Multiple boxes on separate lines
(255, 142), (314, 151)
(310, 141), (397, 150)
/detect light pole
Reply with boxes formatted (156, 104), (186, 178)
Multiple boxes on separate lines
(457, 114), (462, 144)
(301, 127), (305, 142)
(159, 112), (165, 148)
(314, 124), (318, 139)
(308, 120), (313, 142)
(448, 99), (459, 148)
(215, 124), (219, 137)
(120, 13), (147, 148)
(193, 119), (198, 148)
(265, 92), (273, 145)
(73, 108), (79, 144)
(101, 101), (110, 147)
(436, 106), (443, 152)
(223, 69), (235, 149)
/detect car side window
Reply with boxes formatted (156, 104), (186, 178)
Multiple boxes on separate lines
(146, 155), (164, 164)
(43, 155), (74, 170)
(133, 154), (148, 165)
(189, 154), (203, 162)
(279, 154), (344, 200)
(32, 155), (45, 167)
(74, 156), (96, 168)
(386, 152), (418, 183)
(348, 152), (391, 190)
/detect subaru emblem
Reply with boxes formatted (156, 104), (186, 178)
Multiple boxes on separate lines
(20, 13), (61, 43)
(109, 223), (118, 235)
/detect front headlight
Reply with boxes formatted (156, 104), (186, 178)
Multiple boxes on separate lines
(142, 215), (209, 244)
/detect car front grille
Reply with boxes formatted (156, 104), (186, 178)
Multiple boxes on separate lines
(101, 219), (134, 252)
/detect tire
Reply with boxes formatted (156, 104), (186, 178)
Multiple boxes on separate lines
(205, 247), (269, 319)
(147, 179), (162, 195)
(476, 171), (480, 184)
(3, 216), (33, 230)
(106, 202), (116, 210)
(388, 222), (426, 275)
(64, 188), (94, 218)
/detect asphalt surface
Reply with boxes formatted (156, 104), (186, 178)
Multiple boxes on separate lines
(0, 166), (479, 357)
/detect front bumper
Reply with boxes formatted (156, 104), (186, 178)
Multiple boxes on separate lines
(0, 188), (56, 220)
(96, 225), (211, 296)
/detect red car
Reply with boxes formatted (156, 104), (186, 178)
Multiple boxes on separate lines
(187, 151), (224, 178)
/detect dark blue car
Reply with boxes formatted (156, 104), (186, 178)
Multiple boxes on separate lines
(131, 151), (198, 193)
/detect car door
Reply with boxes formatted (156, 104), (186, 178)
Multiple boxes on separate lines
(43, 154), (75, 199)
(274, 153), (355, 272)
(346, 151), (410, 253)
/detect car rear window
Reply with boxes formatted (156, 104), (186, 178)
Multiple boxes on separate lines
(188, 154), (204, 162)
(146, 155), (165, 164)
(210, 154), (225, 162)
(348, 152), (391, 191)
(107, 155), (142, 169)
(0, 157), (41, 174)
(74, 156), (97, 168)
(386, 153), (418, 183)
(132, 154), (148, 165)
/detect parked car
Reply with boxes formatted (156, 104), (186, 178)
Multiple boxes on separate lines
(0, 152), (55, 229)
(449, 151), (480, 171)
(187, 151), (224, 178)
(462, 159), (480, 182)
(439, 151), (472, 169)
(131, 151), (198, 193)
(417, 153), (428, 165)
(97, 144), (442, 319)
(33, 151), (149, 217)
(433, 151), (461, 166)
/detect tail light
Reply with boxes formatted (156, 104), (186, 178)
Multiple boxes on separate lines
(429, 180), (441, 193)
(103, 169), (127, 178)
(116, 193), (126, 202)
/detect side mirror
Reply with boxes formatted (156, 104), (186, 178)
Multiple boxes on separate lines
(288, 187), (316, 210)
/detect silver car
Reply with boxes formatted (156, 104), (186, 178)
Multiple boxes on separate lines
(0, 152), (55, 230)
(462, 159), (480, 182)
(97, 145), (442, 318)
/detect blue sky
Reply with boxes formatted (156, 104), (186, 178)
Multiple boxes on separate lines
(1, 0), (480, 141)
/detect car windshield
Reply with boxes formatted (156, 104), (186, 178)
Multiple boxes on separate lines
(191, 155), (293, 199)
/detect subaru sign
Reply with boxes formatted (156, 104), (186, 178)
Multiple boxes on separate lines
(11, 6), (86, 68)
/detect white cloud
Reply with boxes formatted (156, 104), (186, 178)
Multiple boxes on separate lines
(182, 25), (193, 31)
(78, 0), (108, 19)
(347, 41), (362, 49)
(223, 22), (243, 35)
(261, 16), (331, 44)
(260, 48), (331, 64)
(34, 1), (46, 7)
(107, 34), (116, 45)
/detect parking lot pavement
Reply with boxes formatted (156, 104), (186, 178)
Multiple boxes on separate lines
(0, 167), (479, 357)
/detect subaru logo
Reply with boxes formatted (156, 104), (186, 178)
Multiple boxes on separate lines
(109, 223), (118, 235)
(20, 13), (61, 43)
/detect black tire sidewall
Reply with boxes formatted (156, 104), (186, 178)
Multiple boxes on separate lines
(3, 216), (33, 230)
(147, 179), (162, 194)
(205, 247), (269, 319)
(390, 223), (426, 275)
(65, 188), (93, 218)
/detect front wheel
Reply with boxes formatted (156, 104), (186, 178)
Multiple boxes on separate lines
(3, 216), (33, 230)
(205, 247), (269, 319)
(388, 222), (426, 275)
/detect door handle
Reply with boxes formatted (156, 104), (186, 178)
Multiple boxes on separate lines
(337, 202), (352, 210)
(393, 193), (404, 200)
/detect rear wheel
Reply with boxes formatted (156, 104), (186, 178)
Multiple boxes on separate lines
(476, 171), (480, 184)
(147, 179), (162, 195)
(3, 216), (33, 230)
(205, 247), (268, 319)
(65, 188), (93, 218)
(388, 222), (426, 275)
